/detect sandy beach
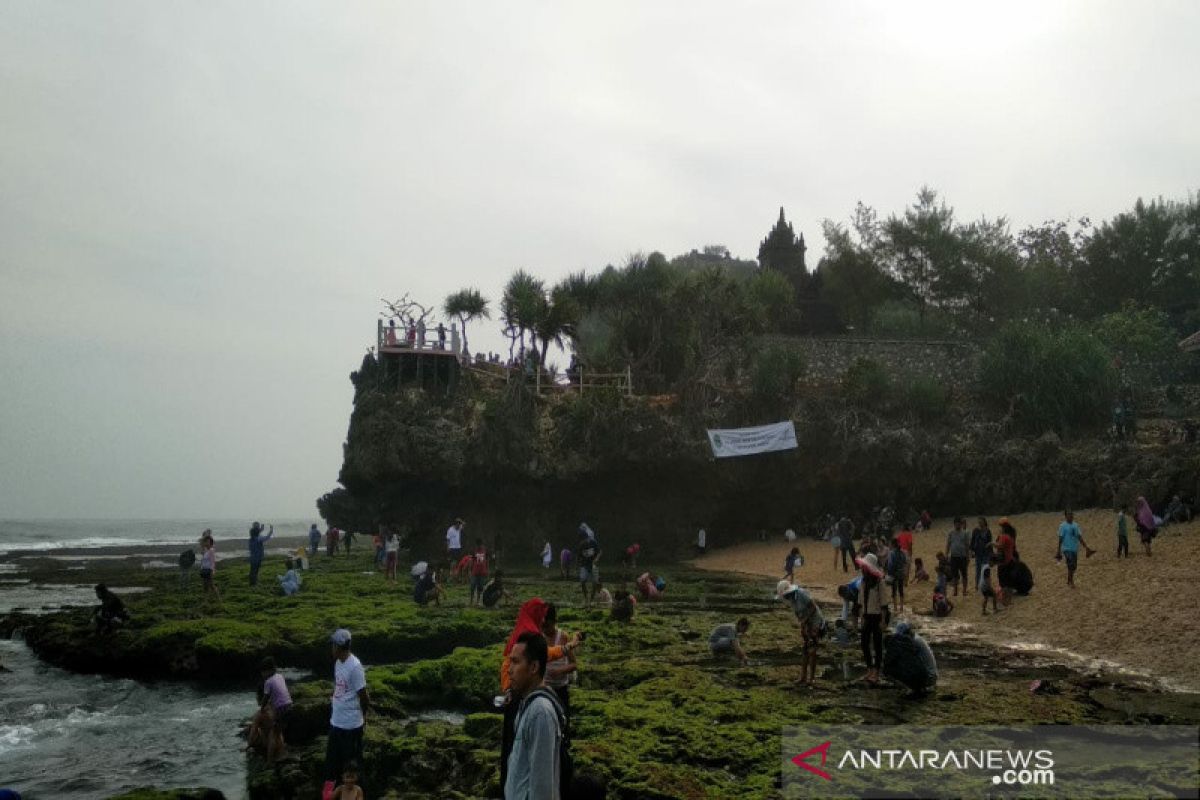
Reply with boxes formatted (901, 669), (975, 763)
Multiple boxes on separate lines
(694, 508), (1200, 691)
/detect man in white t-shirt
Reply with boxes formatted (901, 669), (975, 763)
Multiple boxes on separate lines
(446, 518), (464, 567)
(322, 628), (371, 800)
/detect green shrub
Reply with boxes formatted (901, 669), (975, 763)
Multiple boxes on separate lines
(748, 345), (806, 410)
(978, 323), (1116, 435)
(898, 375), (951, 422)
(843, 357), (891, 409)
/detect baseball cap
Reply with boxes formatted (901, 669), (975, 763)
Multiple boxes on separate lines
(330, 628), (352, 647)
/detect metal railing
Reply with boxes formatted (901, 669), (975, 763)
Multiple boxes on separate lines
(378, 319), (461, 355)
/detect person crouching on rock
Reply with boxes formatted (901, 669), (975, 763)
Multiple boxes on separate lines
(413, 567), (444, 607)
(93, 584), (129, 633)
(709, 618), (750, 667)
(249, 656), (291, 763)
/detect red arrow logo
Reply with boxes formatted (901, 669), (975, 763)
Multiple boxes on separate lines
(791, 740), (833, 780)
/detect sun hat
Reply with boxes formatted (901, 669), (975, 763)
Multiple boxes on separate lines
(330, 628), (352, 647)
(855, 553), (884, 578)
(775, 579), (798, 599)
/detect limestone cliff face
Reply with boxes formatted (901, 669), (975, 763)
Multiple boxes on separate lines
(320, 358), (1200, 554)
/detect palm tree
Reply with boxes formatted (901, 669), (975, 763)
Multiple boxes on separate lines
(443, 288), (490, 355)
(501, 270), (546, 359)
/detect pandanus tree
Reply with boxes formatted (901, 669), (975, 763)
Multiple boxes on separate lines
(443, 288), (490, 355)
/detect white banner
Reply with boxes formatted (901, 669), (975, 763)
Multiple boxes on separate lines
(707, 421), (798, 458)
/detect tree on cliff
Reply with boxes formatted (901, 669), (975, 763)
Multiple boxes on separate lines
(444, 288), (490, 355)
(501, 270), (546, 360)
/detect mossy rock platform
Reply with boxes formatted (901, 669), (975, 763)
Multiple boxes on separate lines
(5, 552), (1197, 799)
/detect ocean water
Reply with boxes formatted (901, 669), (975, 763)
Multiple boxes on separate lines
(0, 518), (319, 556)
(0, 638), (254, 799)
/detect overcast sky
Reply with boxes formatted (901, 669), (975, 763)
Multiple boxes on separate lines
(1, 1), (1197, 519)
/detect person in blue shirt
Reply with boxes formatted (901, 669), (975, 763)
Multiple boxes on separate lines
(248, 522), (274, 587)
(1055, 510), (1096, 588)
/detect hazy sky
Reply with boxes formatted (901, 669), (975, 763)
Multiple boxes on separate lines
(2, 2), (1197, 519)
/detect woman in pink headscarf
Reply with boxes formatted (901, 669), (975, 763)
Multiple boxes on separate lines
(1134, 497), (1157, 556)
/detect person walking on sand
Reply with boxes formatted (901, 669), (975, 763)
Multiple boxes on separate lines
(835, 515), (855, 572)
(895, 523), (914, 583)
(247, 522), (273, 587)
(1116, 505), (1130, 558)
(980, 555), (1000, 615)
(784, 547), (803, 583)
(322, 629), (370, 800)
(1055, 510), (1096, 588)
(945, 517), (970, 596)
(969, 517), (992, 592)
(1134, 496), (1157, 556)
(885, 537), (907, 612)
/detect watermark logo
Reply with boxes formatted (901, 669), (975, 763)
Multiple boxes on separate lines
(790, 741), (832, 781)
(783, 725), (1197, 798)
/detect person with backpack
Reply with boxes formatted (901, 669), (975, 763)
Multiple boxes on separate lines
(505, 631), (570, 800)
(178, 546), (196, 588)
(498, 600), (581, 794)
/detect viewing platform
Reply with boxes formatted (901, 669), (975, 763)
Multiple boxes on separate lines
(376, 319), (462, 393)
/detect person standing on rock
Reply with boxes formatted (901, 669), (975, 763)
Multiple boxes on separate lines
(247, 522), (273, 587)
(1055, 510), (1095, 588)
(577, 530), (601, 607)
(777, 580), (824, 686)
(856, 552), (886, 683)
(323, 628), (370, 800)
(199, 532), (220, 606)
(446, 518), (464, 569)
(945, 517), (970, 596)
(969, 517), (992, 592)
(504, 631), (566, 800)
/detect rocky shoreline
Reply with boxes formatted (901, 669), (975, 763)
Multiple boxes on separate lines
(4, 544), (1200, 799)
